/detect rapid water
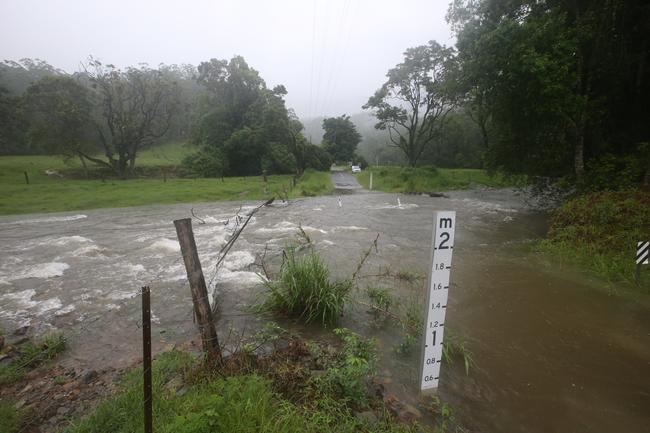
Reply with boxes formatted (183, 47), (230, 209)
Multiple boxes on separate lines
(1, 190), (648, 432)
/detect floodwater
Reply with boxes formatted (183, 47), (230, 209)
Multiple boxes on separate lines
(1, 189), (648, 433)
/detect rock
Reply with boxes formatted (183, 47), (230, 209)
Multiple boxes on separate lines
(0, 334), (4, 350)
(397, 404), (422, 423)
(19, 384), (33, 394)
(14, 399), (26, 409)
(81, 370), (98, 384)
(428, 192), (450, 198)
(57, 406), (71, 416)
(354, 410), (379, 425)
(176, 386), (189, 397)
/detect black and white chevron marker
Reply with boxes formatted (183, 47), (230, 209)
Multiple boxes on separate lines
(637, 241), (649, 265)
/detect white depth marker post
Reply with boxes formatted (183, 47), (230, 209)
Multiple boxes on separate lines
(420, 211), (456, 391)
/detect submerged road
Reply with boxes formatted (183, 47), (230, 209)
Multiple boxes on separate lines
(330, 169), (362, 192)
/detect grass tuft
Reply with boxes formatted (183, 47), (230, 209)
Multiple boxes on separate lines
(259, 247), (352, 325)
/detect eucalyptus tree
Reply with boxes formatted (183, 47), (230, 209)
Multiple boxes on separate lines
(84, 59), (180, 178)
(363, 41), (459, 167)
(23, 76), (95, 175)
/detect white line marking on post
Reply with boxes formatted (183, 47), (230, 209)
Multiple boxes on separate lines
(637, 241), (649, 265)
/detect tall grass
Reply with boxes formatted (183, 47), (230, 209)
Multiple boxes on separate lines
(259, 248), (353, 325)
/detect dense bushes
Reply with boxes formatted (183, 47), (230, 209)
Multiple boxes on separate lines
(540, 191), (650, 288)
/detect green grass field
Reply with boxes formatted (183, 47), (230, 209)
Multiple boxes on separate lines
(354, 166), (523, 193)
(0, 144), (332, 215)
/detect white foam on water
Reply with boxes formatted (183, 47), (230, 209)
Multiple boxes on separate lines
(148, 238), (180, 253)
(126, 263), (146, 274)
(312, 208), (323, 211)
(9, 262), (70, 281)
(217, 269), (265, 285)
(371, 203), (419, 210)
(55, 304), (76, 316)
(108, 290), (137, 301)
(51, 235), (93, 246)
(35, 298), (63, 315)
(302, 226), (328, 234)
(69, 245), (104, 257)
(0, 309), (31, 328)
(332, 226), (368, 232)
(135, 234), (160, 243)
(320, 240), (335, 246)
(222, 250), (256, 270)
(0, 288), (37, 305)
(203, 216), (228, 224)
(12, 214), (88, 225)
(254, 221), (298, 235)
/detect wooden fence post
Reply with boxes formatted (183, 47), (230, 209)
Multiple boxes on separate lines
(173, 218), (222, 363)
(141, 286), (153, 433)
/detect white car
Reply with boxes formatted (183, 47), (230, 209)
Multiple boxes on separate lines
(351, 165), (361, 173)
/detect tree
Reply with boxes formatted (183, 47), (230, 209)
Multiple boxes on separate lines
(0, 85), (27, 155)
(321, 115), (361, 162)
(189, 56), (302, 176)
(23, 76), (94, 174)
(363, 41), (458, 167)
(448, 0), (650, 186)
(83, 59), (180, 178)
(0, 59), (63, 96)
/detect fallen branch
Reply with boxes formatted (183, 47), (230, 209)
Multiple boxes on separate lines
(352, 234), (380, 280)
(208, 198), (274, 312)
(190, 207), (206, 225)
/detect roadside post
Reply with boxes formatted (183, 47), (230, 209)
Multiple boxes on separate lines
(141, 286), (153, 433)
(369, 172), (373, 190)
(420, 211), (456, 392)
(636, 241), (649, 285)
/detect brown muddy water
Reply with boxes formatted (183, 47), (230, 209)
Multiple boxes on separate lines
(1, 189), (648, 433)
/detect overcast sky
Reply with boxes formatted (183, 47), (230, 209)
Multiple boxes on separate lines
(0, 0), (454, 119)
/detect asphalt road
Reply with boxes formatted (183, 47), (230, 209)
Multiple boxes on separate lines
(330, 170), (362, 192)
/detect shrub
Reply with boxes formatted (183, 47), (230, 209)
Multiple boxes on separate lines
(181, 149), (226, 178)
(310, 329), (377, 407)
(262, 144), (298, 174)
(541, 190), (650, 287)
(303, 144), (333, 171)
(259, 247), (352, 325)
